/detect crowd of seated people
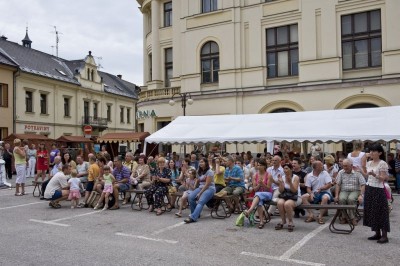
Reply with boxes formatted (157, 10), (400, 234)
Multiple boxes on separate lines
(6, 140), (390, 243)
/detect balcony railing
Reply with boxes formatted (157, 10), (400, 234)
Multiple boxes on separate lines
(139, 87), (181, 102)
(82, 116), (108, 128)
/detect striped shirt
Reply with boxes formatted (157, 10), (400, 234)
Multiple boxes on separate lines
(112, 165), (131, 184)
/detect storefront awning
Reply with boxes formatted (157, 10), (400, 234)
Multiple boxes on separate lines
(56, 136), (93, 143)
(3, 133), (53, 142)
(97, 132), (150, 143)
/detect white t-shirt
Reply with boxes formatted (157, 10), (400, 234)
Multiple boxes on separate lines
(305, 170), (332, 194)
(44, 172), (68, 198)
(68, 177), (81, 190)
(267, 166), (284, 191)
(347, 152), (365, 169)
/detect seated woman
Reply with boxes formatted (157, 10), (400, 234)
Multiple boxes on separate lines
(135, 155), (151, 190)
(243, 159), (272, 229)
(184, 158), (215, 223)
(144, 157), (171, 215)
(275, 163), (302, 232)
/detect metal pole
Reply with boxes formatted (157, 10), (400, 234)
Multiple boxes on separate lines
(182, 93), (186, 155)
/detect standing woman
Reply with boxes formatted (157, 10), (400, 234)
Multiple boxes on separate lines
(13, 139), (26, 195)
(26, 143), (37, 179)
(35, 143), (49, 182)
(184, 158), (215, 223)
(363, 143), (390, 244)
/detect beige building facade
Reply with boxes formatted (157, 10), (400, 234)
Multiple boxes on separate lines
(136, 0), (400, 154)
(0, 60), (16, 140)
(0, 36), (138, 142)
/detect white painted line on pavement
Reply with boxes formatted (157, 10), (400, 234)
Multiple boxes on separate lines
(116, 233), (178, 244)
(0, 202), (44, 210)
(241, 252), (325, 266)
(280, 222), (329, 260)
(151, 221), (185, 235)
(29, 219), (70, 227)
(50, 210), (102, 222)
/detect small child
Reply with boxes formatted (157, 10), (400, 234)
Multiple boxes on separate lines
(175, 169), (197, 217)
(94, 165), (116, 210)
(68, 170), (84, 209)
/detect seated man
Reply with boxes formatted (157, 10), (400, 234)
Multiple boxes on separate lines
(215, 156), (245, 212)
(44, 164), (71, 208)
(110, 156), (131, 210)
(40, 155), (62, 200)
(302, 160), (333, 224)
(335, 158), (365, 226)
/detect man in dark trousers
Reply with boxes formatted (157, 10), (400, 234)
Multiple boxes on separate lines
(2, 143), (13, 179)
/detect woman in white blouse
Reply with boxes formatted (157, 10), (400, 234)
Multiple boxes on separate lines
(362, 143), (390, 244)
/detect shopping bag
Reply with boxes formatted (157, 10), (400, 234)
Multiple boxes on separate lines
(235, 212), (245, 227)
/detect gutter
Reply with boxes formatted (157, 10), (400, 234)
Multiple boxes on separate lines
(13, 70), (21, 133)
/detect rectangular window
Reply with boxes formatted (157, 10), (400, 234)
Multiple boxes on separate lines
(341, 10), (381, 70)
(0, 127), (8, 140)
(0, 84), (8, 107)
(202, 0), (217, 13)
(25, 91), (33, 112)
(127, 108), (131, 124)
(64, 97), (70, 117)
(148, 53), (152, 81)
(106, 105), (111, 122)
(165, 48), (173, 87)
(40, 94), (47, 114)
(266, 24), (298, 78)
(164, 2), (172, 27)
(84, 101), (89, 124)
(93, 102), (98, 119)
(120, 107), (124, 123)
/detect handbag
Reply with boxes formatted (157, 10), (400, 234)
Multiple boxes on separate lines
(383, 185), (391, 200)
(278, 188), (298, 201)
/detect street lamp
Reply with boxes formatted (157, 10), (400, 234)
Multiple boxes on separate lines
(169, 92), (194, 155)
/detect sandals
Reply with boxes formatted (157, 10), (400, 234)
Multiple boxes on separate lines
(305, 217), (316, 223)
(156, 209), (163, 216)
(318, 218), (325, 224)
(258, 222), (265, 229)
(49, 201), (61, 209)
(288, 224), (294, 232)
(15, 193), (23, 196)
(175, 212), (182, 217)
(275, 223), (284, 230)
(122, 196), (131, 205)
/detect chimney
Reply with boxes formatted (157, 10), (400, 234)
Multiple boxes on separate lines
(117, 74), (122, 79)
(89, 51), (92, 56)
(0, 35), (7, 40)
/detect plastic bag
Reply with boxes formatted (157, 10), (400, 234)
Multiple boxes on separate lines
(235, 212), (245, 227)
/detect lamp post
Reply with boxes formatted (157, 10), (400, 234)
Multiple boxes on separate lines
(169, 93), (194, 155)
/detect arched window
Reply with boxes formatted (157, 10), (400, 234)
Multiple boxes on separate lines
(91, 69), (95, 81)
(87, 69), (90, 80)
(347, 103), (379, 109)
(270, 108), (295, 113)
(201, 41), (219, 83)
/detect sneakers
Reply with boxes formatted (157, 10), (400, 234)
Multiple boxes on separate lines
(102, 204), (109, 211)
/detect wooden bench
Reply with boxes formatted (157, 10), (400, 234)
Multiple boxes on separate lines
(210, 195), (240, 219)
(130, 190), (148, 211)
(32, 181), (43, 197)
(264, 201), (357, 234)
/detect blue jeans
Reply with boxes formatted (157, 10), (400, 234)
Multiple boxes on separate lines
(188, 186), (216, 222)
(396, 173), (400, 190)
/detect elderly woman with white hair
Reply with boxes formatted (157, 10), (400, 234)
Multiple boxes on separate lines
(13, 139), (27, 196)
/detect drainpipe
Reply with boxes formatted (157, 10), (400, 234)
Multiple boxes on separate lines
(13, 70), (21, 133)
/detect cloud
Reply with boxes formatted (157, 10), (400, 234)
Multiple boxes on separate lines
(0, 0), (143, 85)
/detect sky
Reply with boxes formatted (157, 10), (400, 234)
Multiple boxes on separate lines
(0, 0), (143, 85)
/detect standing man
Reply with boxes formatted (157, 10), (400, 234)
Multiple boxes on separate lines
(44, 164), (71, 208)
(335, 158), (365, 226)
(267, 155), (284, 216)
(3, 143), (13, 179)
(111, 156), (131, 210)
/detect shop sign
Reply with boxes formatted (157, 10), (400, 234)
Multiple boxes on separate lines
(136, 110), (157, 119)
(23, 124), (51, 133)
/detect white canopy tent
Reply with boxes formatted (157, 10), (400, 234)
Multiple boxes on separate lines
(145, 106), (400, 147)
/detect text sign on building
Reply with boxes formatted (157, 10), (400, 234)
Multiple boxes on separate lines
(22, 124), (52, 133)
(136, 110), (157, 119)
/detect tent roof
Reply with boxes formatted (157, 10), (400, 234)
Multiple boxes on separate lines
(3, 133), (52, 141)
(97, 132), (150, 143)
(145, 106), (400, 144)
(56, 136), (92, 143)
